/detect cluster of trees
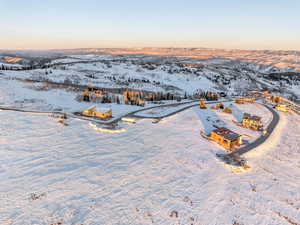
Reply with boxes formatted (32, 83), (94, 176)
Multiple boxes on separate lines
(124, 91), (177, 105)
(100, 74), (163, 88)
(0, 64), (19, 70)
(125, 98), (145, 106)
(0, 64), (51, 71)
(266, 72), (300, 86)
(124, 91), (145, 106)
(193, 91), (219, 101)
(78, 92), (122, 104)
(147, 92), (177, 102)
(76, 87), (211, 106)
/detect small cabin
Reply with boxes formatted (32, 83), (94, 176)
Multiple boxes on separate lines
(82, 90), (90, 102)
(242, 97), (255, 103)
(242, 113), (263, 131)
(87, 84), (95, 92)
(235, 98), (244, 104)
(223, 107), (232, 114)
(211, 102), (224, 110)
(199, 99), (207, 109)
(210, 127), (242, 151)
(82, 106), (112, 120)
(82, 85), (107, 102)
(276, 104), (289, 112)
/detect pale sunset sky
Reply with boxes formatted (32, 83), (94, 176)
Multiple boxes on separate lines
(1, 0), (300, 50)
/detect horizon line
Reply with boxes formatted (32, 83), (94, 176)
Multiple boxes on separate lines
(1, 46), (300, 53)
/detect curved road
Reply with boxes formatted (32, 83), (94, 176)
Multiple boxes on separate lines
(130, 100), (233, 120)
(0, 99), (231, 125)
(0, 100), (200, 125)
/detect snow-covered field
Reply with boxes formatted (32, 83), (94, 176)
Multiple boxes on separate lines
(1, 102), (300, 225)
(134, 101), (197, 118)
(1, 49), (300, 225)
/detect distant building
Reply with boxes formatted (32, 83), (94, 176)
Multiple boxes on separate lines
(242, 113), (263, 131)
(223, 107), (232, 113)
(241, 97), (256, 103)
(248, 91), (270, 97)
(210, 127), (242, 151)
(82, 106), (112, 120)
(82, 84), (107, 102)
(275, 104), (289, 112)
(211, 102), (224, 110)
(235, 98), (245, 104)
(199, 99), (207, 109)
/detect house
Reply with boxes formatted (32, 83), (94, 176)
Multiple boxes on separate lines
(235, 98), (244, 104)
(276, 104), (289, 112)
(82, 85), (107, 102)
(211, 102), (224, 110)
(82, 90), (91, 102)
(210, 127), (242, 151)
(242, 97), (255, 103)
(87, 84), (95, 92)
(223, 107), (232, 113)
(242, 113), (263, 131)
(248, 91), (270, 97)
(199, 99), (207, 109)
(82, 106), (112, 120)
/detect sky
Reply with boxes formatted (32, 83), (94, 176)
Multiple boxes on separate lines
(1, 0), (300, 50)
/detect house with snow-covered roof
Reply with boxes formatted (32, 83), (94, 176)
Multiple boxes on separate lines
(82, 106), (112, 120)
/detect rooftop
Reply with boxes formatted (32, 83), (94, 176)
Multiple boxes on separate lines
(243, 113), (262, 121)
(212, 127), (241, 141)
(84, 106), (111, 113)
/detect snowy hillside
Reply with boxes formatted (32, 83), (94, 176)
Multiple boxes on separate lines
(1, 51), (300, 101)
(52, 48), (300, 72)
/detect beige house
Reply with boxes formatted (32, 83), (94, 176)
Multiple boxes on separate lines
(242, 113), (263, 131)
(235, 98), (244, 104)
(276, 104), (289, 112)
(82, 106), (112, 120)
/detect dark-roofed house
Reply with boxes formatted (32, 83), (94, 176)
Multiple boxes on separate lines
(210, 127), (242, 151)
(242, 113), (263, 131)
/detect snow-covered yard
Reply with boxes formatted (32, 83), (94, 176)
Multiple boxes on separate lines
(0, 102), (299, 224)
(134, 101), (197, 118)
